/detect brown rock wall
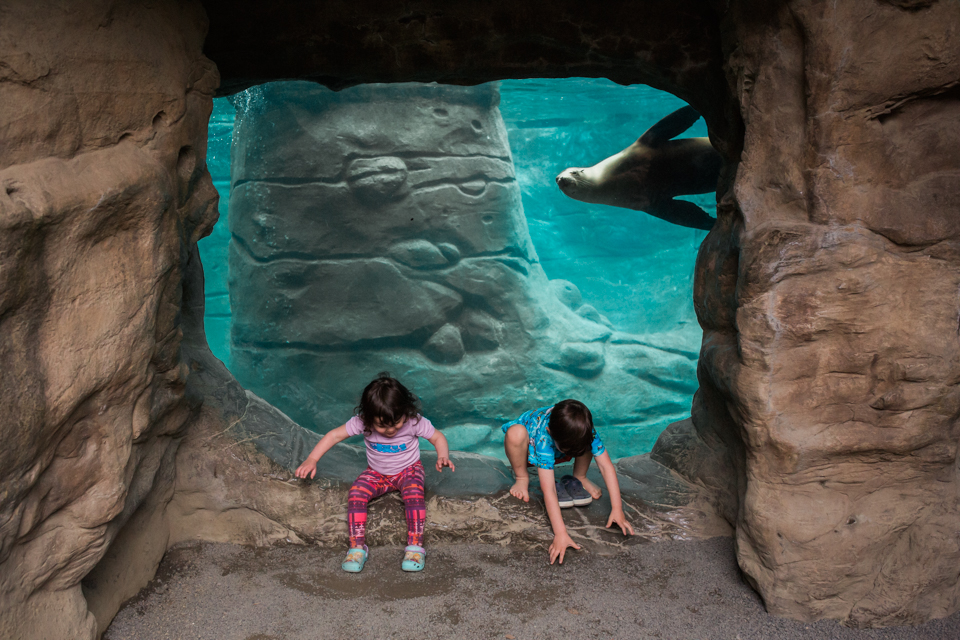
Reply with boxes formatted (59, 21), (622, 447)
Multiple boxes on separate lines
(201, 0), (734, 140)
(691, 0), (960, 625)
(0, 2), (218, 638)
(2, 0), (959, 636)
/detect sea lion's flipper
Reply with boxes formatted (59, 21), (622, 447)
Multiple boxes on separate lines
(648, 198), (715, 231)
(638, 106), (702, 148)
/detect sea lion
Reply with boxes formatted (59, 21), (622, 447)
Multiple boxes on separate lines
(555, 106), (721, 231)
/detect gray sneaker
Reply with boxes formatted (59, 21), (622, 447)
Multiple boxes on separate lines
(561, 475), (594, 507)
(554, 480), (574, 508)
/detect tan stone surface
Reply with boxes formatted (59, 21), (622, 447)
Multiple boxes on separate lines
(690, 0), (960, 626)
(0, 2), (217, 638)
(2, 0), (959, 637)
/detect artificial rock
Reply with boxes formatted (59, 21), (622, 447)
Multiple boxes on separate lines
(692, 1), (960, 625)
(1, 1), (959, 638)
(0, 2), (217, 637)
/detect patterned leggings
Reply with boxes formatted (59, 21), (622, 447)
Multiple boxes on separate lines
(347, 461), (426, 548)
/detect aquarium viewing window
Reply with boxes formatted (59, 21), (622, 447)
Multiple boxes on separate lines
(200, 78), (712, 461)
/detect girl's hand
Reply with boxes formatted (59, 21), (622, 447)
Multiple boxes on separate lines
(295, 458), (318, 479)
(435, 456), (455, 473)
(606, 508), (634, 536)
(549, 532), (580, 565)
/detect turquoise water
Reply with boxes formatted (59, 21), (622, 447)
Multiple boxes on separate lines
(498, 80), (709, 335)
(199, 79), (708, 459)
(201, 97), (236, 369)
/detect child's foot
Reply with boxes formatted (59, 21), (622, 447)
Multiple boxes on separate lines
(575, 475), (603, 499)
(509, 477), (530, 502)
(342, 546), (368, 573)
(402, 545), (425, 572)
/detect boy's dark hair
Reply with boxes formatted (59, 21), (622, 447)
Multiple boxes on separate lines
(548, 399), (594, 457)
(355, 372), (421, 434)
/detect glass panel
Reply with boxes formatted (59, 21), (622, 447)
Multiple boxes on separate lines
(199, 79), (709, 460)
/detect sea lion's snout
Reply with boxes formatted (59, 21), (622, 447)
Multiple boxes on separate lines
(556, 168), (581, 195)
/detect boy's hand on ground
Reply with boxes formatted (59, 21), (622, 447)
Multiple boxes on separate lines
(549, 532), (580, 565)
(294, 459), (318, 479)
(436, 456), (455, 472)
(606, 509), (634, 536)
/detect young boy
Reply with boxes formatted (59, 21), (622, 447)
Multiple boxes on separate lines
(502, 399), (634, 564)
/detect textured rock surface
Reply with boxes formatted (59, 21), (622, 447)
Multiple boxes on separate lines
(201, 0), (737, 144)
(227, 81), (701, 457)
(690, 0), (960, 626)
(3, 0), (960, 637)
(0, 2), (218, 638)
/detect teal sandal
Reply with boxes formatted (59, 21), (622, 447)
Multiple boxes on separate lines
(401, 545), (425, 572)
(342, 546), (368, 573)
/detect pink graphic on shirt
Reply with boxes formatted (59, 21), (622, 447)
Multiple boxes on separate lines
(344, 415), (436, 476)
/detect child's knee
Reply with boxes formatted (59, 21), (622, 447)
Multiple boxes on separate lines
(505, 424), (528, 446)
(401, 481), (425, 499)
(402, 491), (425, 508)
(401, 485), (425, 510)
(347, 486), (370, 503)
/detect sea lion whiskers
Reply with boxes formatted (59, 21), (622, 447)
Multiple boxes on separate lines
(556, 167), (591, 197)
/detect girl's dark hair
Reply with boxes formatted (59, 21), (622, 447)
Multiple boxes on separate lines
(548, 399), (594, 457)
(355, 372), (421, 434)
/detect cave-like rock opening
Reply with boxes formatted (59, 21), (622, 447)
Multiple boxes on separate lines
(2, 1), (959, 638)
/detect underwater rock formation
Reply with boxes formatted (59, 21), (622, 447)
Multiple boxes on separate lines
(227, 81), (698, 457)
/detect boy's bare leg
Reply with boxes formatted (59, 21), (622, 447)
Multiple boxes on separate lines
(504, 424), (531, 501)
(572, 452), (603, 499)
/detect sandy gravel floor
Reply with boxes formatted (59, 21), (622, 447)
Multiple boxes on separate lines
(104, 537), (959, 640)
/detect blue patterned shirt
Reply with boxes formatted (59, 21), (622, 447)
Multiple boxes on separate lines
(502, 405), (605, 470)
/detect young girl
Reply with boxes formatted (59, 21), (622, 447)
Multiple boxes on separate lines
(295, 373), (454, 573)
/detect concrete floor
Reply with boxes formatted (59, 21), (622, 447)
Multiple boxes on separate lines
(105, 538), (959, 640)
